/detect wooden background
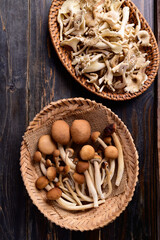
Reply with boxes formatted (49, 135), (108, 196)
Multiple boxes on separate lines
(0, 0), (159, 239)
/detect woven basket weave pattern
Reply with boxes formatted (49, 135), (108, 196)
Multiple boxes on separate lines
(20, 98), (139, 231)
(48, 0), (159, 101)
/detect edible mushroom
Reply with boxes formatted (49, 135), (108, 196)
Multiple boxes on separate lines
(46, 187), (62, 200)
(76, 161), (89, 173)
(104, 146), (119, 159)
(46, 167), (57, 181)
(91, 132), (107, 149)
(51, 120), (70, 145)
(38, 135), (57, 155)
(79, 145), (95, 161)
(35, 176), (49, 190)
(71, 119), (91, 144)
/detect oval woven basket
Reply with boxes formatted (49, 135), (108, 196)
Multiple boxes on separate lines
(20, 98), (139, 231)
(48, 0), (159, 101)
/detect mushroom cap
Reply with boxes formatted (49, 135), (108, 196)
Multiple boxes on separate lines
(80, 145), (95, 161)
(46, 188), (62, 200)
(71, 119), (91, 144)
(103, 136), (112, 145)
(33, 151), (42, 162)
(46, 167), (57, 181)
(63, 165), (70, 174)
(104, 146), (118, 159)
(46, 159), (53, 167)
(66, 148), (74, 157)
(35, 176), (49, 190)
(76, 161), (89, 173)
(51, 120), (70, 145)
(91, 131), (100, 142)
(57, 166), (64, 173)
(104, 124), (116, 136)
(38, 135), (57, 155)
(73, 172), (85, 184)
(53, 149), (60, 158)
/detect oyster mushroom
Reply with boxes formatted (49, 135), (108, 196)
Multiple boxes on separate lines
(137, 30), (151, 47)
(60, 37), (80, 52)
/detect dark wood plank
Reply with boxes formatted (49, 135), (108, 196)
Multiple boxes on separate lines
(0, 0), (29, 239)
(156, 0), (160, 239)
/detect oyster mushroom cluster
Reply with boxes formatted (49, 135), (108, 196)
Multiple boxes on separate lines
(58, 0), (151, 93)
(34, 119), (124, 211)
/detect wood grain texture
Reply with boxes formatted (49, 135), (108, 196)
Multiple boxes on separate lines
(0, 0), (159, 239)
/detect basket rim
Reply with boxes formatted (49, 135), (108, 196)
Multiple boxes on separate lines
(20, 97), (139, 231)
(48, 0), (159, 101)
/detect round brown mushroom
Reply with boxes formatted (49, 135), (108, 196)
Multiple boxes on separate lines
(35, 176), (49, 190)
(104, 136), (112, 145)
(104, 146), (118, 159)
(38, 135), (56, 155)
(71, 119), (91, 144)
(76, 161), (89, 173)
(51, 120), (70, 145)
(46, 187), (62, 200)
(79, 145), (95, 161)
(73, 172), (85, 184)
(46, 167), (57, 181)
(53, 149), (60, 158)
(33, 151), (42, 162)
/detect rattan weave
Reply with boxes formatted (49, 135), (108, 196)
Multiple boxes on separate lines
(48, 0), (159, 101)
(20, 98), (139, 231)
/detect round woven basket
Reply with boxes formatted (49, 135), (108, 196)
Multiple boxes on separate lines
(20, 98), (139, 231)
(48, 0), (159, 101)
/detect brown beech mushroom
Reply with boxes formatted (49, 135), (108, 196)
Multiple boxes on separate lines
(46, 159), (53, 167)
(38, 135), (56, 155)
(90, 154), (104, 199)
(65, 148), (76, 170)
(91, 132), (107, 149)
(53, 149), (60, 168)
(79, 145), (95, 161)
(75, 182), (93, 202)
(102, 162), (112, 198)
(51, 120), (70, 145)
(84, 170), (98, 207)
(46, 187), (62, 200)
(73, 172), (85, 184)
(36, 176), (49, 190)
(104, 146), (118, 159)
(46, 167), (57, 181)
(71, 119), (91, 144)
(76, 161), (89, 173)
(63, 177), (82, 205)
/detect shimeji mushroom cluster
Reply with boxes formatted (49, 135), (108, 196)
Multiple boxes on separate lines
(34, 119), (124, 211)
(58, 0), (151, 93)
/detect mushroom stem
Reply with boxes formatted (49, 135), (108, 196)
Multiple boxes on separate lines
(40, 162), (47, 176)
(81, 183), (85, 195)
(64, 179), (82, 206)
(112, 132), (124, 186)
(75, 182), (93, 202)
(97, 137), (107, 149)
(56, 199), (105, 211)
(109, 159), (115, 180)
(58, 143), (76, 170)
(101, 168), (106, 185)
(103, 167), (112, 198)
(65, 151), (76, 170)
(88, 162), (95, 186)
(84, 170), (99, 207)
(93, 161), (104, 199)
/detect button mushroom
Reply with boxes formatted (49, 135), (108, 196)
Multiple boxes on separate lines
(38, 135), (57, 155)
(71, 119), (91, 144)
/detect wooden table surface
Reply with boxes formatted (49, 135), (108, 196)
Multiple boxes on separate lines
(0, 0), (159, 239)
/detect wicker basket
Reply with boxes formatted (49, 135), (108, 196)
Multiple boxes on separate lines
(20, 98), (139, 231)
(48, 0), (159, 101)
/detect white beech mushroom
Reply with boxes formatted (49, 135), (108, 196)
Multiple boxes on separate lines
(65, 148), (76, 170)
(90, 154), (104, 199)
(102, 162), (113, 198)
(88, 162), (95, 186)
